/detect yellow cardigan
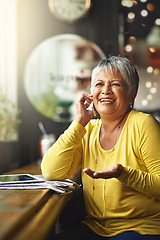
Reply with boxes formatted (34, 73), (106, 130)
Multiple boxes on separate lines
(41, 110), (160, 237)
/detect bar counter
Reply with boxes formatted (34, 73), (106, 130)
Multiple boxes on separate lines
(0, 162), (73, 240)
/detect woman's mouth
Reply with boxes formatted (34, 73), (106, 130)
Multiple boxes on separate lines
(100, 98), (115, 103)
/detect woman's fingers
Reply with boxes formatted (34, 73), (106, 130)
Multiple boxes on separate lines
(79, 94), (93, 109)
(83, 164), (123, 179)
(83, 168), (95, 177)
(77, 94), (93, 112)
(76, 94), (94, 126)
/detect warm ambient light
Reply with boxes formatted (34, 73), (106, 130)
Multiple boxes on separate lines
(140, 0), (147, 2)
(141, 9), (148, 17)
(155, 18), (160, 26)
(153, 69), (159, 75)
(145, 81), (152, 88)
(149, 47), (156, 53)
(150, 87), (157, 94)
(142, 99), (148, 106)
(128, 12), (135, 20)
(129, 36), (136, 42)
(121, 0), (134, 8)
(154, 82), (158, 88)
(125, 44), (132, 52)
(147, 66), (153, 73)
(0, 0), (17, 106)
(141, 23), (147, 27)
(147, 3), (154, 11)
(147, 94), (153, 101)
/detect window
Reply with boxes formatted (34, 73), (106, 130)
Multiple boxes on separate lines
(0, 0), (17, 105)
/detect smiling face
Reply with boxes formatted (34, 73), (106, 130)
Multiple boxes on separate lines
(92, 69), (136, 119)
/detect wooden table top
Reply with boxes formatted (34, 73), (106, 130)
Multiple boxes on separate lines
(0, 162), (72, 240)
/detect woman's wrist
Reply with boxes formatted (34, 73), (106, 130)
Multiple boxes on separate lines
(76, 116), (89, 127)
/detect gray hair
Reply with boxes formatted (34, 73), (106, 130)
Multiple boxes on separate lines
(91, 56), (139, 93)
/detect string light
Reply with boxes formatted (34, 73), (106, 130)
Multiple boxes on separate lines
(155, 18), (160, 26)
(121, 0), (134, 8)
(147, 94), (153, 101)
(154, 82), (158, 88)
(142, 99), (148, 106)
(129, 36), (136, 42)
(145, 81), (152, 88)
(141, 9), (148, 17)
(141, 23), (147, 27)
(128, 12), (135, 20)
(121, 0), (160, 103)
(147, 3), (154, 11)
(125, 44), (132, 52)
(153, 69), (159, 75)
(150, 87), (157, 94)
(147, 66), (153, 73)
(149, 47), (156, 53)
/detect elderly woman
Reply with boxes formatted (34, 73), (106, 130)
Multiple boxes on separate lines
(41, 56), (160, 240)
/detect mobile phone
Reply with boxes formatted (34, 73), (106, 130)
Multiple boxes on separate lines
(90, 102), (97, 116)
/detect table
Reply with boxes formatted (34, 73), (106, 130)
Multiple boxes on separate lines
(0, 162), (73, 240)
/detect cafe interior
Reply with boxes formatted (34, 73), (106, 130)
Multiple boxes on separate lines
(0, 0), (160, 239)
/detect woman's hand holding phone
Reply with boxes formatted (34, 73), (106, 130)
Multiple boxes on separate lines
(76, 93), (94, 126)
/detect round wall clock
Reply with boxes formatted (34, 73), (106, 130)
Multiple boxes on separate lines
(48, 0), (92, 23)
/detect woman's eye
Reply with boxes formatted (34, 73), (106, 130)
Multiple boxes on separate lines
(112, 83), (120, 87)
(95, 82), (103, 87)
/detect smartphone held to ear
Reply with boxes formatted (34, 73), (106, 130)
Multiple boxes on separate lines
(92, 104), (97, 117)
(89, 102), (97, 117)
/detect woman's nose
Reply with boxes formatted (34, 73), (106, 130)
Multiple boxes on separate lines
(102, 83), (112, 94)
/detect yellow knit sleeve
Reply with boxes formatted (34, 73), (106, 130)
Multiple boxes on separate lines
(41, 121), (86, 180)
(118, 165), (160, 200)
(118, 115), (160, 200)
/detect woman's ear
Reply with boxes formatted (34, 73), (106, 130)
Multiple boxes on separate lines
(129, 91), (137, 107)
(133, 91), (137, 101)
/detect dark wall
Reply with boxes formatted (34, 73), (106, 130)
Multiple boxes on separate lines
(17, 0), (119, 167)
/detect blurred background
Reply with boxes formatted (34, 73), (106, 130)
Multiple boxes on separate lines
(0, 0), (160, 173)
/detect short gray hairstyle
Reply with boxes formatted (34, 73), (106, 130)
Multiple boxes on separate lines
(91, 56), (139, 93)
